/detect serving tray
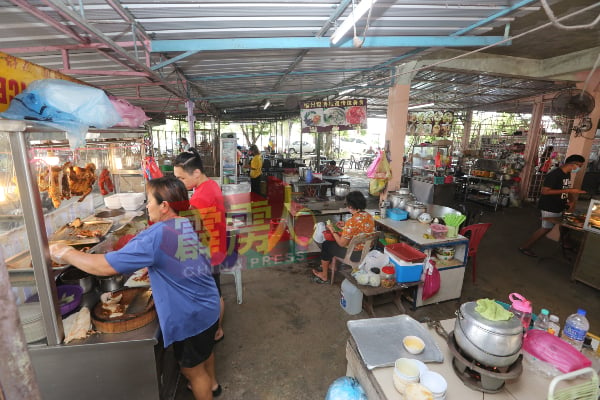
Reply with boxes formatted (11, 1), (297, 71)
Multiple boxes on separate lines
(49, 220), (113, 245)
(347, 314), (444, 370)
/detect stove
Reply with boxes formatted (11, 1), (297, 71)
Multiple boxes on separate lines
(447, 331), (523, 393)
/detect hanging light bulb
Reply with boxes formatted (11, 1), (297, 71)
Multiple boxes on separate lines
(43, 150), (60, 166)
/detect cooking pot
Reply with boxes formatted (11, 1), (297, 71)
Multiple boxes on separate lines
(454, 301), (523, 367)
(96, 274), (125, 292)
(334, 183), (350, 198)
(58, 267), (95, 294)
(405, 201), (427, 220)
(388, 191), (415, 210)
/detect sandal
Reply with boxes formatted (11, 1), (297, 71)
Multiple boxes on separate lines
(312, 276), (328, 284)
(186, 383), (222, 397)
(518, 248), (537, 258)
(311, 269), (327, 282)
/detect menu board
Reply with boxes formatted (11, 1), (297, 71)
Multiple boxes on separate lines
(407, 110), (455, 136)
(300, 98), (367, 133)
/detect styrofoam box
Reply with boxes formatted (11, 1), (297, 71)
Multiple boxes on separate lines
(388, 253), (423, 283)
(104, 194), (122, 209)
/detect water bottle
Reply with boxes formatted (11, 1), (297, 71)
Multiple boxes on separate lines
(547, 314), (560, 336)
(508, 292), (532, 331)
(533, 308), (550, 330)
(561, 309), (590, 351)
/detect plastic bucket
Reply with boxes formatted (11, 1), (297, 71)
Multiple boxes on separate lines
(340, 279), (363, 315)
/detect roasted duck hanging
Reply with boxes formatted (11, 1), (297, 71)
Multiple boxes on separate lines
(49, 166), (62, 208)
(99, 168), (114, 195)
(69, 163), (97, 202)
(61, 162), (72, 200)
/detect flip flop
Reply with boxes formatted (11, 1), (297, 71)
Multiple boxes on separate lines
(312, 276), (328, 284)
(186, 383), (222, 397)
(311, 269), (327, 282)
(518, 248), (537, 258)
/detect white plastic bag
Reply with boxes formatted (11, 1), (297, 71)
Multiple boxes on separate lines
(358, 250), (389, 272)
(312, 221), (326, 244)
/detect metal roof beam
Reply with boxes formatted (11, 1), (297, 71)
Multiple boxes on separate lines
(150, 36), (510, 53)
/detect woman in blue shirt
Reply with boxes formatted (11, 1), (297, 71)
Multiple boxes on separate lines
(50, 176), (221, 399)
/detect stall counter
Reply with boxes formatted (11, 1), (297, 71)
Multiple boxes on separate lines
(346, 318), (555, 400)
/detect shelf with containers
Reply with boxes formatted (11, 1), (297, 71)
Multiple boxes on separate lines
(406, 144), (457, 207)
(462, 158), (515, 211)
(375, 209), (469, 308)
(0, 120), (170, 400)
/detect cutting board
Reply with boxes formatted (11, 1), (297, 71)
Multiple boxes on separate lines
(92, 287), (156, 333)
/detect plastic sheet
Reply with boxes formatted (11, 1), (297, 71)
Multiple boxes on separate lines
(325, 377), (367, 400)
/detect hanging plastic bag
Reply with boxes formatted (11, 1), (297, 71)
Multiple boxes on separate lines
(422, 259), (440, 300)
(143, 157), (163, 181)
(366, 151), (382, 178)
(374, 152), (392, 179)
(369, 178), (387, 196)
(109, 97), (150, 127)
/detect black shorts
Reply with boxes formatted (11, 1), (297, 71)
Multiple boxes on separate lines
(172, 320), (219, 368)
(212, 273), (221, 296)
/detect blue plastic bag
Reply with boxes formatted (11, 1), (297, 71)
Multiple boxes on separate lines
(325, 377), (367, 400)
(0, 79), (121, 149)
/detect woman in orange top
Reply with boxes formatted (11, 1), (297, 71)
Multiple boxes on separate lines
(312, 191), (375, 283)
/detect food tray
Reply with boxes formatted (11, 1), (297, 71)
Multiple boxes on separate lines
(384, 242), (426, 263)
(347, 315), (444, 369)
(49, 220), (113, 245)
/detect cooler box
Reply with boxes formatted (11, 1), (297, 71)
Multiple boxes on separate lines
(384, 243), (426, 283)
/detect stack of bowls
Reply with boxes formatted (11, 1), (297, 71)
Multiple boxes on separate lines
(392, 358), (447, 400)
(392, 358), (420, 395)
(119, 193), (145, 210)
(420, 371), (447, 399)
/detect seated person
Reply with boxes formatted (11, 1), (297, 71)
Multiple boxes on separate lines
(312, 191), (375, 283)
(322, 160), (342, 176)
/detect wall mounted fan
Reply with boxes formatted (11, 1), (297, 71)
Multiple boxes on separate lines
(551, 89), (595, 135)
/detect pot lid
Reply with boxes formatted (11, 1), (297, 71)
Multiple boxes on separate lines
(459, 301), (522, 335)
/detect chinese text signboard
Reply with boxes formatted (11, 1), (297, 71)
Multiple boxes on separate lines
(300, 98), (367, 133)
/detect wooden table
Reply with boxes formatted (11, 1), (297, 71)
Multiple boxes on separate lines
(346, 318), (555, 400)
(339, 269), (419, 317)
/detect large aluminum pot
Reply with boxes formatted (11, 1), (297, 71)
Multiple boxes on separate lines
(388, 191), (415, 210)
(334, 183), (350, 198)
(454, 301), (523, 367)
(405, 201), (427, 219)
(58, 267), (95, 294)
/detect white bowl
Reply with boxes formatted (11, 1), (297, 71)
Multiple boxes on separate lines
(403, 335), (426, 354)
(411, 359), (429, 377)
(392, 359), (420, 395)
(420, 370), (447, 396)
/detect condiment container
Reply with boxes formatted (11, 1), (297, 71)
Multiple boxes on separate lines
(381, 265), (396, 288)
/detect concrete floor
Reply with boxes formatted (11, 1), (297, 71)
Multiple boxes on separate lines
(175, 169), (600, 400)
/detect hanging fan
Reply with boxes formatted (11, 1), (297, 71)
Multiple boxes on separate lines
(551, 89), (595, 119)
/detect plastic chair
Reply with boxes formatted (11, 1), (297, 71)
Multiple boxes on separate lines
(220, 231), (243, 304)
(459, 223), (491, 283)
(330, 231), (380, 285)
(548, 367), (598, 400)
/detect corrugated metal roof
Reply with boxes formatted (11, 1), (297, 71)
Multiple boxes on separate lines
(0, 0), (597, 121)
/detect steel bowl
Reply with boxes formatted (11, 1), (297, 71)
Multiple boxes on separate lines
(453, 301), (523, 367)
(405, 201), (427, 220)
(334, 183), (350, 198)
(96, 274), (125, 292)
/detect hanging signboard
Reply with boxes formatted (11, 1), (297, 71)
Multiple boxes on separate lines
(0, 51), (83, 112)
(300, 98), (367, 133)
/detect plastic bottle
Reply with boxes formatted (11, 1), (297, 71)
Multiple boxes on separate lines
(547, 314), (560, 336)
(508, 292), (532, 331)
(561, 309), (590, 351)
(533, 308), (550, 330)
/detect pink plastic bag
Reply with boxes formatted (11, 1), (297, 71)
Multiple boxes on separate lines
(523, 329), (591, 373)
(366, 151), (382, 178)
(109, 97), (150, 127)
(422, 259), (440, 300)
